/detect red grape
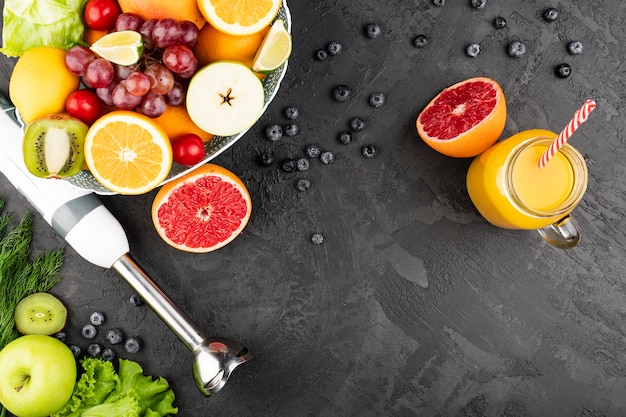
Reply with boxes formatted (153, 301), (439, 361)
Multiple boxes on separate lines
(165, 81), (186, 106)
(112, 80), (142, 109)
(174, 56), (198, 79)
(114, 13), (143, 31)
(162, 45), (196, 73)
(114, 64), (133, 80)
(126, 72), (151, 96)
(65, 46), (96, 76)
(139, 91), (167, 118)
(152, 18), (182, 49)
(179, 20), (200, 49)
(139, 19), (158, 50)
(145, 63), (175, 95)
(86, 58), (114, 88)
(96, 84), (116, 106)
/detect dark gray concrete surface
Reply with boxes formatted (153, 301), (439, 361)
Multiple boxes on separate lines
(1, 1), (626, 416)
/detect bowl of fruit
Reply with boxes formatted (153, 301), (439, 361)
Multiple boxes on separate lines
(4, 0), (291, 195)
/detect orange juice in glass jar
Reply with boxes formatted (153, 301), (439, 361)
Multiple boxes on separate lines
(466, 129), (588, 248)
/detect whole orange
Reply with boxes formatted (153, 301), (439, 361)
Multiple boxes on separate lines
(117, 0), (206, 29)
(151, 105), (215, 143)
(194, 23), (269, 67)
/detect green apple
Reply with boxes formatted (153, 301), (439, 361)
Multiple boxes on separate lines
(0, 335), (76, 417)
(186, 61), (265, 137)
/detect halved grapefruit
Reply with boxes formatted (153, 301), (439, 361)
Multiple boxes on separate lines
(151, 163), (252, 253)
(416, 77), (506, 158)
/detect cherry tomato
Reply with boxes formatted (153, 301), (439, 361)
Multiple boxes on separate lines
(65, 89), (101, 125)
(171, 134), (206, 167)
(84, 0), (121, 31)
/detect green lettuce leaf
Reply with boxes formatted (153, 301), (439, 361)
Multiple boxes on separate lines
(80, 396), (141, 417)
(0, 0), (88, 57)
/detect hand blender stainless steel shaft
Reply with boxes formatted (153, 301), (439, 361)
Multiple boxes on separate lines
(0, 96), (250, 395)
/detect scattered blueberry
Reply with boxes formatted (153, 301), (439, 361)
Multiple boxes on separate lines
(493, 16), (507, 29)
(326, 41), (342, 56)
(264, 124), (283, 141)
(465, 43), (481, 57)
(106, 328), (124, 345)
(507, 41), (526, 58)
(311, 233), (325, 245)
(332, 85), (351, 102)
(567, 41), (583, 55)
(102, 348), (116, 362)
(124, 337), (142, 354)
(89, 311), (106, 326)
(69, 344), (82, 358)
(281, 158), (297, 172)
(349, 117), (366, 132)
(296, 158), (309, 171)
(315, 49), (328, 61)
(413, 34), (428, 48)
(362, 144), (378, 158)
(337, 130), (352, 145)
(364, 23), (381, 39)
(283, 106), (299, 119)
(319, 151), (335, 165)
(54, 331), (67, 342)
(284, 123), (299, 136)
(257, 151), (275, 167)
(555, 63), (572, 78)
(432, 0), (445, 6)
(369, 92), (386, 108)
(81, 324), (97, 339)
(470, 0), (487, 9)
(296, 179), (311, 192)
(129, 294), (144, 307)
(87, 343), (103, 357)
(305, 143), (321, 158)
(543, 7), (558, 21)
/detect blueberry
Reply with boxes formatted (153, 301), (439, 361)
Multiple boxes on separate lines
(349, 117), (366, 132)
(283, 106), (299, 119)
(87, 343), (103, 357)
(369, 92), (385, 108)
(295, 179), (311, 192)
(432, 0), (445, 6)
(311, 233), (325, 245)
(305, 143), (321, 158)
(129, 294), (144, 306)
(493, 16), (507, 29)
(102, 348), (116, 362)
(69, 344), (82, 358)
(124, 337), (142, 354)
(543, 7), (558, 21)
(106, 328), (124, 345)
(264, 124), (283, 141)
(567, 41), (583, 55)
(337, 130), (352, 145)
(281, 158), (297, 172)
(362, 144), (378, 158)
(54, 331), (67, 342)
(257, 151), (275, 167)
(555, 63), (572, 78)
(315, 49), (328, 61)
(364, 23), (381, 39)
(284, 123), (299, 136)
(82, 324), (97, 339)
(296, 158), (309, 171)
(332, 85), (351, 102)
(470, 0), (487, 9)
(413, 34), (428, 48)
(326, 41), (342, 56)
(465, 43), (481, 57)
(89, 311), (106, 326)
(507, 41), (526, 58)
(319, 151), (335, 165)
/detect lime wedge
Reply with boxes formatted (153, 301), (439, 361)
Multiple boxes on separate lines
(90, 30), (144, 66)
(252, 19), (292, 74)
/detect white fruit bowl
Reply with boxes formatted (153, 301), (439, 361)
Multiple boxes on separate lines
(65, 1), (291, 195)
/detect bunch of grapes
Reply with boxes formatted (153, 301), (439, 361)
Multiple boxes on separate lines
(65, 13), (201, 118)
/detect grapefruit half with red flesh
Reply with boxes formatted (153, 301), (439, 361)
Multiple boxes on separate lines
(152, 164), (252, 253)
(416, 77), (506, 158)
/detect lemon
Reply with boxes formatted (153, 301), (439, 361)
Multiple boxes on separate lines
(252, 19), (292, 74)
(90, 31), (144, 65)
(9, 47), (80, 124)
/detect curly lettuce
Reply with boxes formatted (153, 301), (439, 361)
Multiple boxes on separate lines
(0, 0), (88, 57)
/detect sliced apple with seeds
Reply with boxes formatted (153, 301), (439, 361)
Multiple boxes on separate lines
(186, 61), (265, 137)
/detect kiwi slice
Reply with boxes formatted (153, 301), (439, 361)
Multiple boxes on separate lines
(14, 292), (68, 335)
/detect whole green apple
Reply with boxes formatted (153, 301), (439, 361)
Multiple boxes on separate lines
(0, 335), (76, 417)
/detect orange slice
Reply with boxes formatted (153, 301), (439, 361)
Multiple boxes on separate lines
(197, 0), (282, 36)
(84, 111), (173, 195)
(416, 77), (506, 158)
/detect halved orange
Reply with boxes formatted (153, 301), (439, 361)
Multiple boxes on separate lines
(197, 0), (282, 36)
(416, 77), (506, 158)
(84, 111), (172, 195)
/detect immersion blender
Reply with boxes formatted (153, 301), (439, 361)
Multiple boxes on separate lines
(0, 95), (251, 395)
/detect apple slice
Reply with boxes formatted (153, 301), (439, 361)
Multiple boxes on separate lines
(186, 61), (265, 137)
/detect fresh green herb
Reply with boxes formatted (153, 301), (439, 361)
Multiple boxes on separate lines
(52, 357), (178, 417)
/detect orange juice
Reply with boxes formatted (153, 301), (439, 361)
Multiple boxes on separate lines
(466, 129), (588, 229)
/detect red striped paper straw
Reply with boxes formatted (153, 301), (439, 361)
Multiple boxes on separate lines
(538, 99), (596, 168)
